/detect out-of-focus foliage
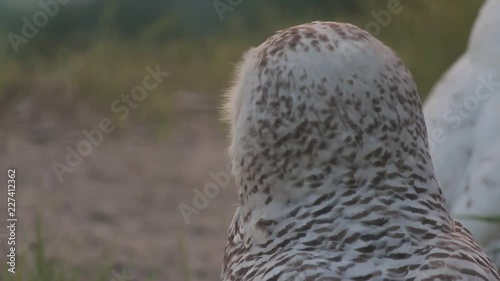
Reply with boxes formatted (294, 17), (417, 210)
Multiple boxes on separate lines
(0, 0), (484, 127)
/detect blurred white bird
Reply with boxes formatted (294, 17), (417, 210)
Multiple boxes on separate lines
(423, 0), (500, 266)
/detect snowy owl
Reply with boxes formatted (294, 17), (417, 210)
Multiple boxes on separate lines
(423, 0), (500, 266)
(221, 21), (500, 280)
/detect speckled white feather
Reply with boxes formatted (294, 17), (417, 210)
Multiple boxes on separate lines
(223, 21), (500, 280)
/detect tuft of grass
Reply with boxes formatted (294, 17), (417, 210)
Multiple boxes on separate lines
(2, 218), (114, 281)
(458, 215), (500, 224)
(95, 0), (120, 43)
(177, 228), (191, 281)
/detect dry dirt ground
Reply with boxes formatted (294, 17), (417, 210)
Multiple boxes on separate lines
(0, 91), (236, 280)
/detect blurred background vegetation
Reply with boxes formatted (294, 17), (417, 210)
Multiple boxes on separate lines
(0, 0), (483, 130)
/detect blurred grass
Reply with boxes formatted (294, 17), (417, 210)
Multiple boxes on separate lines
(0, 1), (484, 131)
(459, 215), (500, 224)
(1, 219), (114, 281)
(0, 218), (187, 281)
(177, 228), (192, 281)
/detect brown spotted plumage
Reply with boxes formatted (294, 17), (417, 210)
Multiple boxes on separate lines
(221, 21), (500, 281)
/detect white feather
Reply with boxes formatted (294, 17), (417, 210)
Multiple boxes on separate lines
(423, 0), (500, 266)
